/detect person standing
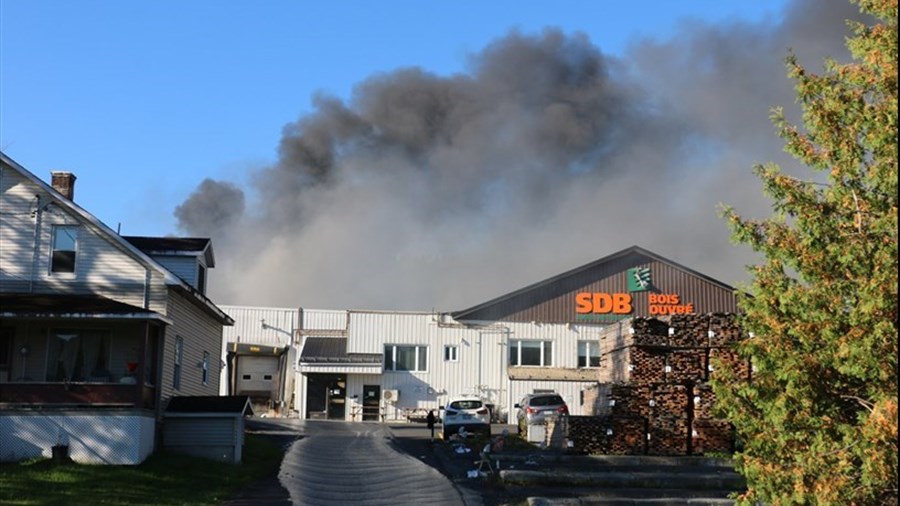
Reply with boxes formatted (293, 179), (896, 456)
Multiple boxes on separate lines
(426, 410), (437, 441)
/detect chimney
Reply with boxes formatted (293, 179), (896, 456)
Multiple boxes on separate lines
(51, 171), (77, 200)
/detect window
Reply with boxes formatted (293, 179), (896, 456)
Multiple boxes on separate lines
(578, 340), (601, 368)
(384, 344), (428, 372)
(173, 336), (183, 390)
(509, 340), (553, 367)
(242, 374), (251, 380)
(443, 345), (458, 362)
(45, 329), (110, 381)
(0, 328), (13, 370)
(201, 351), (210, 385)
(50, 226), (78, 273)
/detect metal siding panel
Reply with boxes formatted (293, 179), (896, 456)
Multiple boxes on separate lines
(301, 309), (348, 330)
(467, 252), (738, 323)
(221, 306), (297, 347)
(164, 417), (236, 445)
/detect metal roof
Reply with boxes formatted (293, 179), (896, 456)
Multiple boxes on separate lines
(299, 337), (382, 364)
(123, 236), (215, 267)
(165, 395), (253, 415)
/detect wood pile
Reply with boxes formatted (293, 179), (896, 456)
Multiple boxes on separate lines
(568, 312), (747, 456)
(558, 415), (647, 455)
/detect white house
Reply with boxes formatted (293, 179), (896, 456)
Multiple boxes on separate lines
(0, 152), (233, 464)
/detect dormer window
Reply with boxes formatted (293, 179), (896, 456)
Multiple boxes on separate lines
(51, 226), (78, 273)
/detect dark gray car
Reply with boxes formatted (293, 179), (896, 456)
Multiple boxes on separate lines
(515, 393), (569, 434)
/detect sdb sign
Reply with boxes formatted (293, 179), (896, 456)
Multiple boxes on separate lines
(575, 292), (633, 314)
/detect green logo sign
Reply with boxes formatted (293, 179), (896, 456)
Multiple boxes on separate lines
(627, 267), (651, 292)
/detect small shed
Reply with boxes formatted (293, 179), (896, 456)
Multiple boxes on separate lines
(163, 396), (253, 464)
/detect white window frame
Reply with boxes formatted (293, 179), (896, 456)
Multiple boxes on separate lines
(384, 344), (428, 372)
(201, 351), (210, 385)
(50, 225), (79, 274)
(509, 339), (553, 367)
(578, 340), (601, 368)
(173, 336), (184, 390)
(443, 345), (459, 362)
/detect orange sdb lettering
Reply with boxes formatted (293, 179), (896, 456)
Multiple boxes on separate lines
(575, 292), (633, 314)
(612, 293), (632, 313)
(575, 293), (593, 313)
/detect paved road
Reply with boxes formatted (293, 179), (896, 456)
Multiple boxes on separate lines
(263, 420), (467, 506)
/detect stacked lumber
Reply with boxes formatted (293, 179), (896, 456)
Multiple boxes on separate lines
(668, 313), (710, 348)
(648, 416), (689, 455)
(692, 419), (734, 454)
(666, 349), (708, 383)
(562, 415), (647, 455)
(607, 384), (654, 418)
(573, 313), (746, 456)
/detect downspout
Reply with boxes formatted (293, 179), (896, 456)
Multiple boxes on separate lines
(29, 195), (43, 293)
(503, 326), (512, 423)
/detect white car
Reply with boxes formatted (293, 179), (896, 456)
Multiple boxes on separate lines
(441, 397), (491, 440)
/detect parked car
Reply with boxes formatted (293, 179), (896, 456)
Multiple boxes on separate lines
(515, 393), (569, 434)
(441, 396), (491, 440)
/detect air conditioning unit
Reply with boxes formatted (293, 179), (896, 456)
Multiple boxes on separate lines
(382, 389), (399, 403)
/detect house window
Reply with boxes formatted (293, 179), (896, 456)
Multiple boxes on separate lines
(509, 340), (553, 367)
(45, 329), (110, 381)
(50, 226), (78, 273)
(0, 328), (13, 372)
(201, 351), (210, 385)
(384, 345), (427, 372)
(578, 341), (601, 368)
(173, 336), (183, 390)
(444, 345), (458, 362)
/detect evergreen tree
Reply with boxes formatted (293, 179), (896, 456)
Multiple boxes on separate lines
(715, 0), (897, 504)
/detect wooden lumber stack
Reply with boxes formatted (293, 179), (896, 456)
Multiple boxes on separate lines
(692, 419), (735, 455)
(648, 415), (689, 455)
(666, 349), (708, 383)
(668, 313), (710, 348)
(575, 312), (745, 457)
(562, 415), (647, 455)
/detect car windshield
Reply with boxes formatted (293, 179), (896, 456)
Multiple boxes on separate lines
(530, 395), (564, 407)
(449, 400), (482, 410)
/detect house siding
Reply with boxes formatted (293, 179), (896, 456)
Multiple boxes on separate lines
(153, 257), (199, 288)
(0, 164), (158, 304)
(160, 291), (224, 404)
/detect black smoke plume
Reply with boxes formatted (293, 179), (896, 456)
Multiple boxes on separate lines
(176, 0), (864, 310)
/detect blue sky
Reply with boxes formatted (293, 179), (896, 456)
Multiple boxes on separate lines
(2, 0), (789, 238)
(7, 0), (860, 311)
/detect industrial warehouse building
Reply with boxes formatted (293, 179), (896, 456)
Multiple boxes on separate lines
(219, 245), (740, 422)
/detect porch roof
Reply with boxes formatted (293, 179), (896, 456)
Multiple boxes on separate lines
(0, 293), (172, 324)
(299, 337), (382, 364)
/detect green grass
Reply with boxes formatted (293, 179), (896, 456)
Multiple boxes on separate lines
(0, 434), (285, 506)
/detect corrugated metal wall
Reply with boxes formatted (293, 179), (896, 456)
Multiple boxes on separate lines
(300, 309), (348, 331)
(221, 306), (297, 347)
(460, 251), (738, 323)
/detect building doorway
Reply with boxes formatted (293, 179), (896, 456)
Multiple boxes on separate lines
(362, 384), (381, 421)
(306, 374), (346, 420)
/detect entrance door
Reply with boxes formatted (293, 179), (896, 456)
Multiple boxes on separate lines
(326, 376), (346, 420)
(362, 384), (381, 421)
